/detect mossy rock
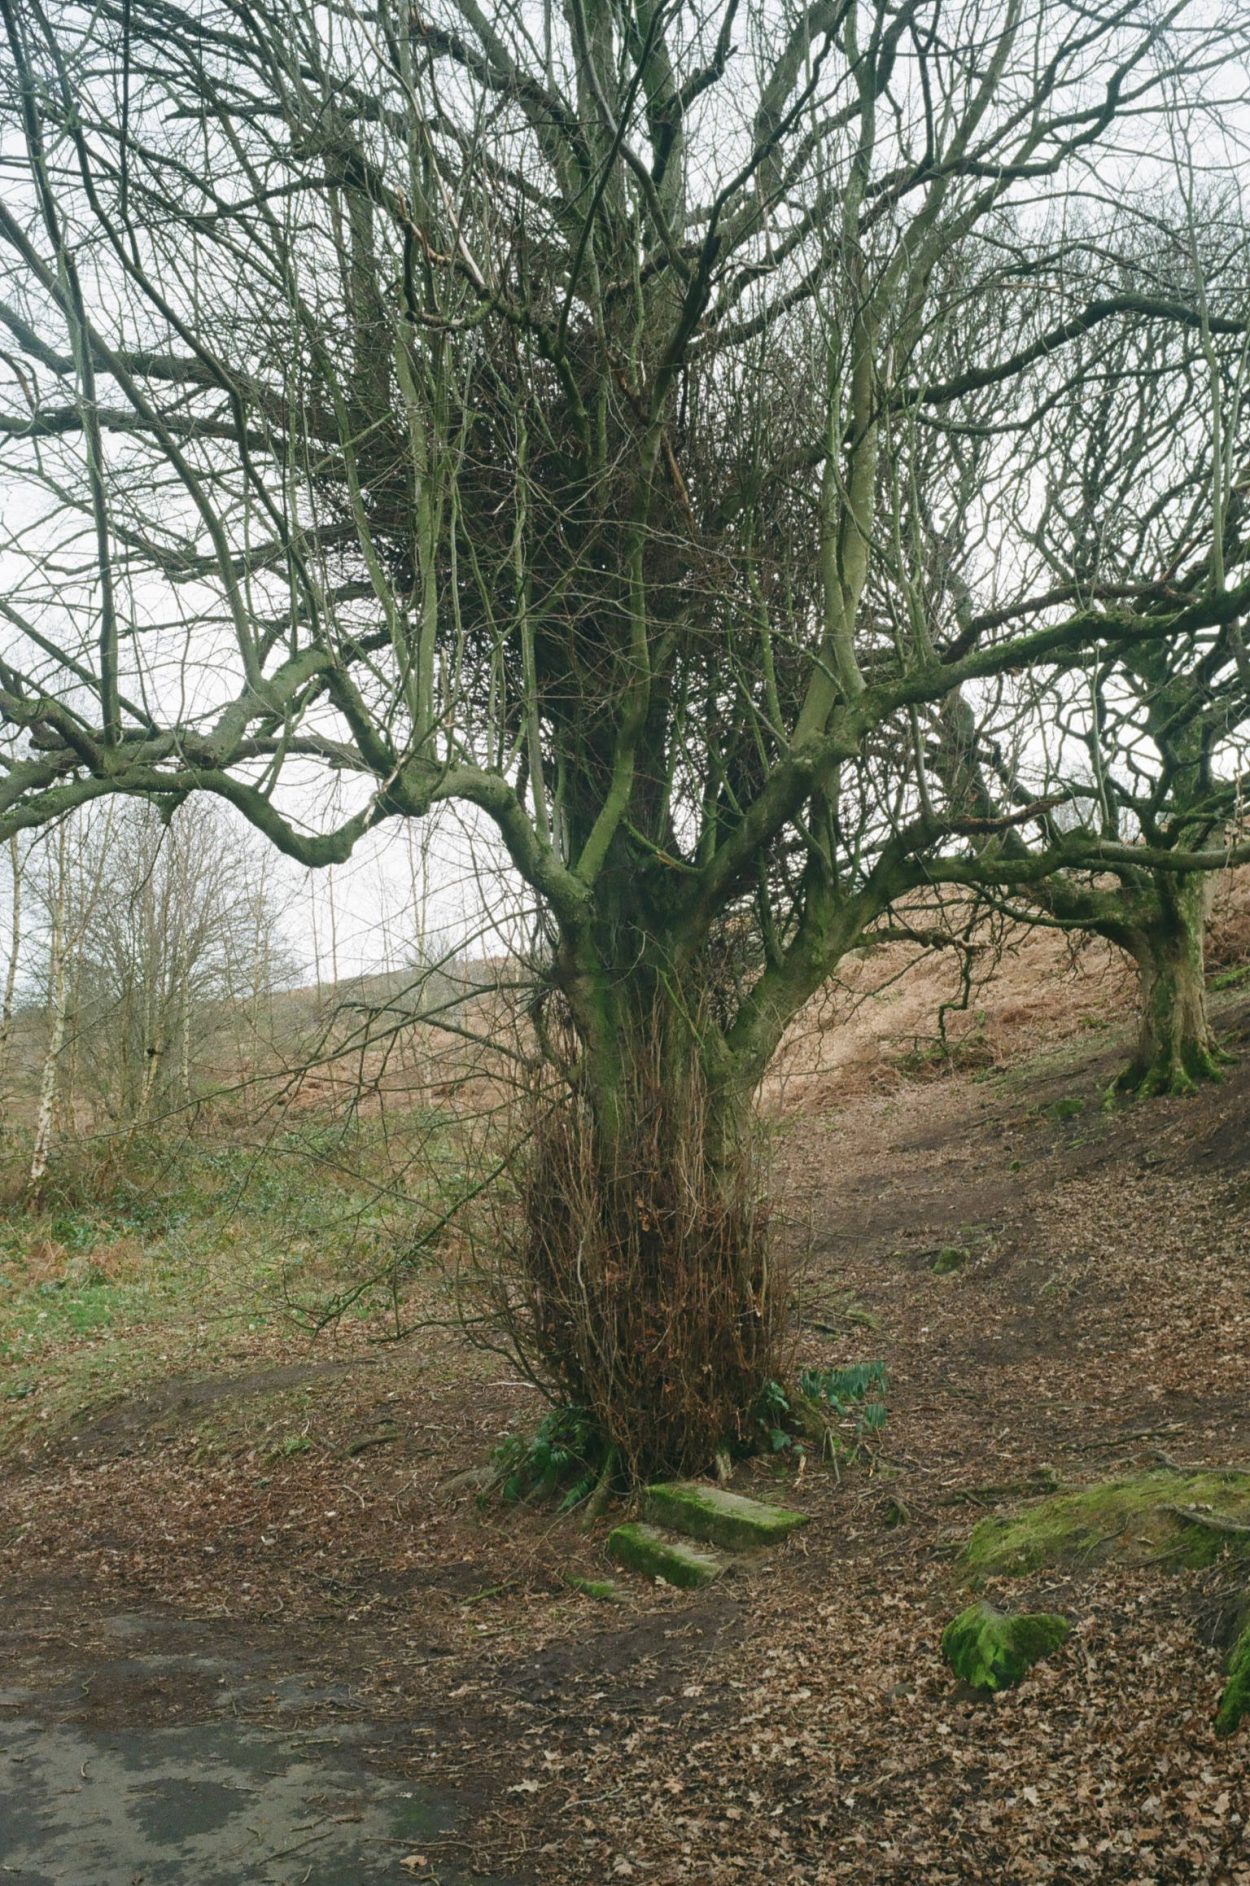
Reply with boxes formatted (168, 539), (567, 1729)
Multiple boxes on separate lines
(942, 1601), (1070, 1692)
(960, 1470), (1250, 1580)
(565, 1574), (627, 1604)
(1216, 1618), (1250, 1736)
(608, 1522), (727, 1589)
(642, 1482), (808, 1553)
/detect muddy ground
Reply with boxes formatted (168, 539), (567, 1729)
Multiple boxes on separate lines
(4, 1005), (1250, 1883)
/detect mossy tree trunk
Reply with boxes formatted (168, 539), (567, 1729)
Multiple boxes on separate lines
(1115, 873), (1226, 1097)
(510, 846), (911, 1479)
(516, 937), (775, 1481)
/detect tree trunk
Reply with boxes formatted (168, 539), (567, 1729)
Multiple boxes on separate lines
(1116, 874), (1226, 1097)
(497, 958), (780, 1481)
(29, 842), (67, 1197)
(0, 835), (22, 1106)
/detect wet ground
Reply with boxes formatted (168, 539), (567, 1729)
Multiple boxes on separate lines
(0, 1614), (507, 1884)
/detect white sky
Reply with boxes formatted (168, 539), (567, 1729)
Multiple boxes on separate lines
(289, 804), (530, 983)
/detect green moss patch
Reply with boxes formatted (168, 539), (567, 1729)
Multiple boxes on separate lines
(1216, 1618), (1250, 1736)
(565, 1575), (627, 1603)
(960, 1470), (1250, 1579)
(941, 1602), (1070, 1692)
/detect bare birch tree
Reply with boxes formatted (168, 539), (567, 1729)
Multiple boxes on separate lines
(0, 832), (26, 1094)
(44, 799), (298, 1124)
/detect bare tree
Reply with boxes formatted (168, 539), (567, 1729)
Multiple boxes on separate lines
(26, 807), (113, 1190)
(902, 204), (1250, 1094)
(0, 832), (27, 1094)
(43, 798), (299, 1124)
(1, 0), (1248, 1468)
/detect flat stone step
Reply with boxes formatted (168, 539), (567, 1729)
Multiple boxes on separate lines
(643, 1481), (809, 1553)
(608, 1522), (729, 1589)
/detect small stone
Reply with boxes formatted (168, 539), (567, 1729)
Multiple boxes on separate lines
(565, 1575), (626, 1603)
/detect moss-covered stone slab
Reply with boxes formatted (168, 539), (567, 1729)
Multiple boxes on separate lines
(960, 1470), (1250, 1580)
(607, 1522), (728, 1589)
(1216, 1618), (1250, 1736)
(643, 1481), (809, 1553)
(941, 1601), (1071, 1692)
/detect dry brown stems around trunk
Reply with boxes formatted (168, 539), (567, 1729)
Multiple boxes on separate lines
(463, 1012), (785, 1483)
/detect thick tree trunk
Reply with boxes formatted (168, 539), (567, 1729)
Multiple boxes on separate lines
(506, 957), (781, 1480)
(1116, 875), (1226, 1097)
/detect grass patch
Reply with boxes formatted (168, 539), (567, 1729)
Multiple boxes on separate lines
(1039, 1095), (1084, 1122)
(0, 1110), (475, 1452)
(892, 1028), (996, 1081)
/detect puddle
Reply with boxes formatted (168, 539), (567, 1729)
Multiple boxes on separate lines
(0, 1713), (502, 1884)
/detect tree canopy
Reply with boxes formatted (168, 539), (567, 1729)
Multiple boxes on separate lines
(2, 0), (1249, 1467)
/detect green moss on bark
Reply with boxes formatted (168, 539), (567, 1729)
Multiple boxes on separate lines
(1115, 878), (1230, 1099)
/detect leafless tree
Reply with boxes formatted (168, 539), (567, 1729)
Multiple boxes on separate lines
(26, 806), (111, 1190)
(26, 797), (299, 1127)
(897, 200), (1250, 1093)
(1, 0), (1248, 1467)
(0, 830), (28, 1097)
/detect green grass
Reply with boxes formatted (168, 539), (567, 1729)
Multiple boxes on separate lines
(0, 1109), (473, 1450)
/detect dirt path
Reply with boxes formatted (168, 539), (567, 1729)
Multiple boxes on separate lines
(4, 1009), (1250, 1882)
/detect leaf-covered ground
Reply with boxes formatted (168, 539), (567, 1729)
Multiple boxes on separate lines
(3, 999), (1250, 1882)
